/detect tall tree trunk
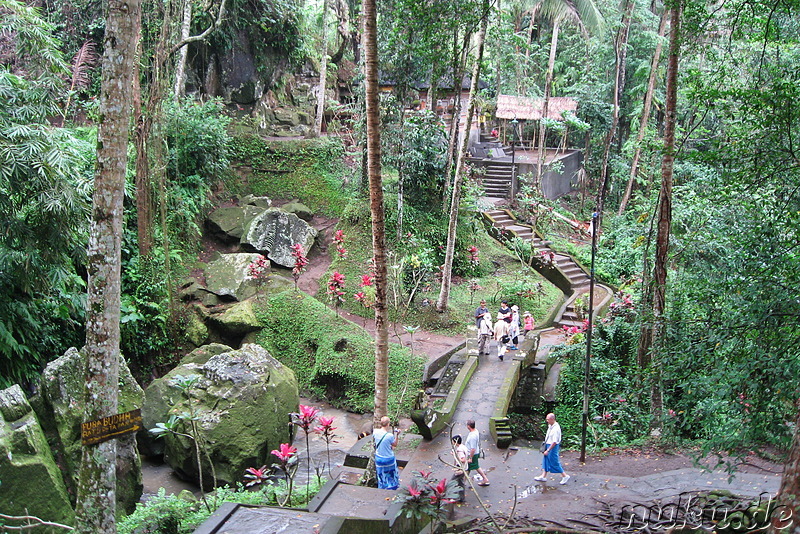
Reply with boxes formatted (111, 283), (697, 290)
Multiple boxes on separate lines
(597, 0), (634, 216)
(315, 0), (330, 136)
(362, 0), (389, 426)
(618, 10), (669, 215)
(536, 19), (559, 184)
(443, 29), (470, 207)
(173, 0), (192, 99)
(436, 0), (489, 312)
(74, 0), (139, 530)
(647, 2), (680, 433)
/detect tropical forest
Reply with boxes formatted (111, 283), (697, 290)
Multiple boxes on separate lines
(0, 0), (798, 531)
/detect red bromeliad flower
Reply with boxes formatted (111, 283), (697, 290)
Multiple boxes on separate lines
(354, 291), (366, 303)
(327, 271), (346, 304)
(243, 465), (269, 487)
(271, 443), (297, 462)
(359, 273), (374, 287)
(407, 484), (422, 498)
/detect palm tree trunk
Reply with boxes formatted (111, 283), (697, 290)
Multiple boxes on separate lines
(597, 0), (634, 216)
(74, 0), (139, 530)
(362, 0), (389, 425)
(436, 0), (490, 312)
(443, 29), (471, 208)
(315, 0), (330, 136)
(536, 19), (559, 184)
(647, 2), (680, 433)
(618, 10), (669, 215)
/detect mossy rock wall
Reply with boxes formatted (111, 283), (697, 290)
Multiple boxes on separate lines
(0, 385), (75, 529)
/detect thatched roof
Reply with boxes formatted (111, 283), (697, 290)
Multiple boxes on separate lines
(496, 95), (578, 120)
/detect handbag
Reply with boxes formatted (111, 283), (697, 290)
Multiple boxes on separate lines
(539, 442), (548, 453)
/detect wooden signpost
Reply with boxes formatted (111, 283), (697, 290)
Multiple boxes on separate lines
(81, 408), (142, 446)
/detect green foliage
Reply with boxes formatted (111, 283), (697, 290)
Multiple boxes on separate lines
(118, 480), (325, 534)
(229, 135), (350, 216)
(164, 98), (232, 244)
(254, 290), (425, 415)
(0, 3), (92, 385)
(383, 110), (448, 208)
(554, 315), (647, 450)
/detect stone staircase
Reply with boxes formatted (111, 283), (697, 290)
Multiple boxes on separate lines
(483, 208), (592, 328)
(480, 162), (514, 198)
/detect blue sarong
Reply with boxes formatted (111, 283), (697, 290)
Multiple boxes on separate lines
(375, 455), (399, 490)
(542, 443), (564, 474)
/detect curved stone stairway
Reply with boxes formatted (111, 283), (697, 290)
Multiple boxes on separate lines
(483, 208), (595, 328)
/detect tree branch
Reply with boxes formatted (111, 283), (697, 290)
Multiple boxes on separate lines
(169, 0), (228, 56)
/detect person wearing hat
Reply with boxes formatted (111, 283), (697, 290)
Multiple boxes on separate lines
(477, 312), (493, 355)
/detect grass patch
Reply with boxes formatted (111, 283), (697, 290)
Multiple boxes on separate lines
(253, 289), (425, 416)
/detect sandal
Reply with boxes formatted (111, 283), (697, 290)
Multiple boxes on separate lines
(478, 481), (490, 486)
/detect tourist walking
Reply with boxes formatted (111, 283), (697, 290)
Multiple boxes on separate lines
(465, 420), (490, 486)
(373, 416), (400, 490)
(534, 413), (570, 485)
(493, 314), (510, 361)
(477, 312), (493, 355)
(508, 305), (521, 349)
(474, 299), (489, 328)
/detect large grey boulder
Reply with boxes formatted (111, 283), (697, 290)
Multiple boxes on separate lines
(206, 205), (267, 243)
(281, 200), (313, 222)
(35, 347), (143, 514)
(204, 252), (265, 301)
(241, 208), (318, 268)
(0, 385), (75, 527)
(142, 344), (298, 487)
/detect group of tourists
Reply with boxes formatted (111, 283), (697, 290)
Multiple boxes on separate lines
(474, 299), (535, 361)
(374, 413), (569, 498)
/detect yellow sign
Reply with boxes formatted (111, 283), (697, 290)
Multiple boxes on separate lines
(81, 409), (142, 446)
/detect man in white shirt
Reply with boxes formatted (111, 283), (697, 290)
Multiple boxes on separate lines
(534, 413), (570, 484)
(465, 420), (490, 486)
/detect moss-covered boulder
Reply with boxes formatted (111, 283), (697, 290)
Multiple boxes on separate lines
(142, 343), (299, 486)
(0, 385), (75, 528)
(241, 208), (318, 268)
(139, 343), (233, 457)
(205, 252), (265, 301)
(209, 298), (262, 336)
(35, 347), (143, 514)
(282, 200), (313, 222)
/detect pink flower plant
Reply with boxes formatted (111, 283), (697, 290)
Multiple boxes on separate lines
(271, 443), (297, 462)
(333, 230), (347, 259)
(290, 243), (309, 290)
(291, 404), (320, 501)
(466, 245), (479, 266)
(327, 271), (346, 314)
(246, 255), (270, 281)
(314, 416), (339, 477)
